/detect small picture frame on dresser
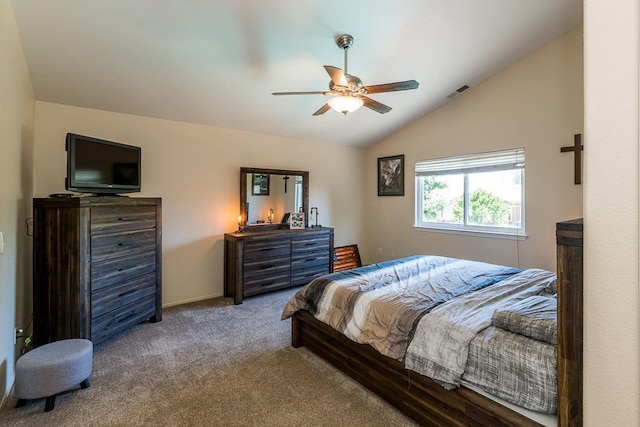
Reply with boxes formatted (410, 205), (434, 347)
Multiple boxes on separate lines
(290, 213), (305, 229)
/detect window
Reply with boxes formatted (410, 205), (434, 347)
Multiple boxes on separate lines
(415, 148), (525, 237)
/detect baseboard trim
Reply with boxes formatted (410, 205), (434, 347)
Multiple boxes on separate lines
(162, 292), (223, 308)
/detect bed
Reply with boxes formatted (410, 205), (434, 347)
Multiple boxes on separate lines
(281, 219), (583, 427)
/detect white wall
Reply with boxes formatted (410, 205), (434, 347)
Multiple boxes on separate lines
(364, 27), (583, 272)
(0, 0), (35, 405)
(584, 0), (639, 424)
(32, 103), (366, 306)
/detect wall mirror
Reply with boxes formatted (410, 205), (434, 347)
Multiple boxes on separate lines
(240, 167), (309, 228)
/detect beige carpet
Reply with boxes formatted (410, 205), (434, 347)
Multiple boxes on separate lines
(0, 288), (416, 426)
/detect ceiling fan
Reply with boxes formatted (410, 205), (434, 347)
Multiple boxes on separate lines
(272, 34), (419, 116)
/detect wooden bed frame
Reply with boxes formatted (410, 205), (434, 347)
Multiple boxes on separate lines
(290, 219), (583, 427)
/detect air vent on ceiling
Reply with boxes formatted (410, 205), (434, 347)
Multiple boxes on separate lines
(446, 85), (470, 99)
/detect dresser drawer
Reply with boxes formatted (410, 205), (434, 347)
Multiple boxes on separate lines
(291, 253), (330, 270)
(291, 263), (330, 286)
(244, 238), (290, 261)
(243, 271), (292, 296)
(292, 235), (330, 255)
(244, 254), (290, 280)
(91, 206), (157, 235)
(91, 294), (156, 345)
(91, 273), (156, 319)
(91, 250), (157, 292)
(91, 229), (156, 262)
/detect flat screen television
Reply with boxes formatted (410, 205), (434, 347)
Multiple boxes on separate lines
(65, 133), (141, 195)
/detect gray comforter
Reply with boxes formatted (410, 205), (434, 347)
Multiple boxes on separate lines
(282, 255), (558, 414)
(282, 255), (523, 360)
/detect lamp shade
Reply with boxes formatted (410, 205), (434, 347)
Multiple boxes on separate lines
(327, 96), (364, 115)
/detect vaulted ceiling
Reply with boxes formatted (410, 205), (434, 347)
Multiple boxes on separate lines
(11, 0), (582, 147)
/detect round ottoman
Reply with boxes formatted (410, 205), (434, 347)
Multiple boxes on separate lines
(15, 339), (93, 412)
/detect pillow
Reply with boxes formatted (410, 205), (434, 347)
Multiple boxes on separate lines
(492, 295), (557, 345)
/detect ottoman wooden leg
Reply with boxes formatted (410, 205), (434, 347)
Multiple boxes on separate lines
(80, 379), (90, 389)
(44, 396), (56, 412)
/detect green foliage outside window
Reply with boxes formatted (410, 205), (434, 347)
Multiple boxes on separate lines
(452, 189), (510, 225)
(422, 177), (447, 220)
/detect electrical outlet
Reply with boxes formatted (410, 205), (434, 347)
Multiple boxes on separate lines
(378, 248), (383, 255)
(0, 232), (4, 254)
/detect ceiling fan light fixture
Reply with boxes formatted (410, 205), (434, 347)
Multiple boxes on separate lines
(272, 34), (418, 116)
(327, 95), (363, 115)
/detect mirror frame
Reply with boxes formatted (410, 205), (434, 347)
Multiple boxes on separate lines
(240, 167), (309, 228)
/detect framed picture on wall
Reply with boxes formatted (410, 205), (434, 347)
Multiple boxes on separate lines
(378, 155), (404, 196)
(290, 212), (305, 229)
(251, 173), (269, 196)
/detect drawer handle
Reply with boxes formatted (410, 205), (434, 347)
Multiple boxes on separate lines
(261, 282), (274, 287)
(118, 289), (137, 298)
(259, 265), (275, 270)
(118, 217), (138, 222)
(118, 268), (124, 272)
(305, 258), (316, 262)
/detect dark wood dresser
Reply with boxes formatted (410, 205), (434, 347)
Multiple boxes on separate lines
(224, 227), (334, 304)
(32, 196), (162, 346)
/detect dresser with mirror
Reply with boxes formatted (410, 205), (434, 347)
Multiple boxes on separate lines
(224, 167), (334, 304)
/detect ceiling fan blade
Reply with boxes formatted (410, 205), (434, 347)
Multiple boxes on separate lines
(362, 96), (392, 114)
(364, 80), (419, 94)
(312, 103), (331, 116)
(272, 91), (329, 96)
(324, 65), (347, 86)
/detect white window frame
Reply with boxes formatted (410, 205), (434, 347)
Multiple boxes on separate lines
(414, 148), (526, 239)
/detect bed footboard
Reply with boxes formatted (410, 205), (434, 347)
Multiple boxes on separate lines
(292, 310), (542, 427)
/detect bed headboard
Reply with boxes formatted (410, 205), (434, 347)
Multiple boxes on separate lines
(556, 218), (583, 427)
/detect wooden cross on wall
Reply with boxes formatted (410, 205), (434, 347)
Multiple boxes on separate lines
(561, 134), (584, 185)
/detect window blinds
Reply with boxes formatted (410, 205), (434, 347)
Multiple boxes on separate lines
(415, 148), (525, 176)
